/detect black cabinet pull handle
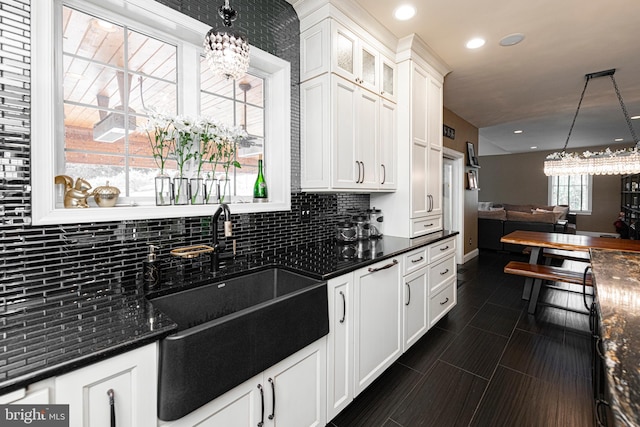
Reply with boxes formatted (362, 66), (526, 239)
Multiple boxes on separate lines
(440, 269), (449, 276)
(355, 161), (361, 183)
(268, 378), (275, 420)
(439, 297), (449, 306)
(411, 256), (424, 263)
(368, 259), (398, 273)
(440, 246), (449, 251)
(257, 384), (264, 427)
(361, 161), (365, 183)
(595, 398), (610, 426)
(339, 291), (346, 324)
(595, 336), (606, 361)
(107, 389), (115, 427)
(381, 164), (386, 184)
(405, 283), (411, 306)
(583, 265), (592, 311)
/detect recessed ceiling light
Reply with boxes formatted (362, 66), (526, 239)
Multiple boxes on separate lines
(394, 5), (416, 21)
(632, 115), (640, 120)
(466, 38), (485, 49)
(499, 33), (525, 47)
(514, 130), (523, 134)
(93, 19), (117, 32)
(530, 146), (537, 149)
(615, 138), (624, 142)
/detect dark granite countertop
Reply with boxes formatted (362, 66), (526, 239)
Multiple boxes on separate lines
(589, 249), (640, 427)
(0, 231), (458, 395)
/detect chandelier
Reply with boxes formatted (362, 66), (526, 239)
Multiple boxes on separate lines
(203, 0), (250, 80)
(543, 69), (640, 176)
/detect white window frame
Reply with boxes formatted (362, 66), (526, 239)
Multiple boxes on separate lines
(31, 0), (291, 225)
(548, 174), (593, 215)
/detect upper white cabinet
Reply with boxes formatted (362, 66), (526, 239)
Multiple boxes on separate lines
(301, 19), (396, 102)
(371, 36), (447, 238)
(299, 15), (397, 192)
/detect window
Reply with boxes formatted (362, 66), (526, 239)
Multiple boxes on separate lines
(32, 0), (290, 225)
(548, 175), (592, 214)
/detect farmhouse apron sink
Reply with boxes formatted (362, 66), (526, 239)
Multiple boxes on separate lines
(150, 267), (329, 421)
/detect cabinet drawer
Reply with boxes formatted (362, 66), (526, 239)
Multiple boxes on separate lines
(429, 278), (456, 327)
(402, 247), (427, 275)
(429, 255), (455, 293)
(410, 216), (442, 237)
(428, 237), (455, 263)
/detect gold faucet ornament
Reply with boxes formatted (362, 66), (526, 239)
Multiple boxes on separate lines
(54, 175), (93, 208)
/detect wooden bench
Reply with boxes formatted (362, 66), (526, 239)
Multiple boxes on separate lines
(522, 247), (590, 264)
(504, 261), (592, 314)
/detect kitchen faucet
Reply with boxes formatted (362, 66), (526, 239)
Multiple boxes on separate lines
(211, 203), (232, 272)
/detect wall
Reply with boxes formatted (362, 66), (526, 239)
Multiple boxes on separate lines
(0, 0), (370, 313)
(479, 144), (623, 233)
(443, 108), (479, 256)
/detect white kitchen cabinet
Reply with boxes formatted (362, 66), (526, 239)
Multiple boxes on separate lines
(0, 379), (53, 405)
(326, 274), (354, 421)
(54, 343), (157, 427)
(379, 98), (397, 190)
(371, 41), (446, 238)
(299, 16), (396, 193)
(353, 258), (402, 396)
(430, 277), (457, 328)
(402, 266), (429, 352)
(301, 73), (394, 192)
(161, 339), (326, 427)
(300, 19), (395, 100)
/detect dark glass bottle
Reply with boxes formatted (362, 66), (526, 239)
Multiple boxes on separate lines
(253, 154), (268, 202)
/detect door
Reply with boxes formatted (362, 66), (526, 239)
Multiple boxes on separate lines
(443, 158), (454, 231)
(332, 76), (359, 189)
(403, 268), (428, 351)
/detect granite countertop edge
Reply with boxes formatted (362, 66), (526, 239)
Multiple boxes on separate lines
(0, 231), (458, 395)
(589, 248), (640, 427)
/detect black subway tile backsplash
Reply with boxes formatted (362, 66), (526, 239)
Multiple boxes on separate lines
(0, 0), (370, 318)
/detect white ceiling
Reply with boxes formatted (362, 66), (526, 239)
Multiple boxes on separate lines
(350, 0), (640, 156)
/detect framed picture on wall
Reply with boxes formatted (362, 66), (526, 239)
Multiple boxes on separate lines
(467, 142), (480, 167)
(467, 170), (479, 190)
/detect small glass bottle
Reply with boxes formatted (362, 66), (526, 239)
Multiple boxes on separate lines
(253, 154), (268, 203)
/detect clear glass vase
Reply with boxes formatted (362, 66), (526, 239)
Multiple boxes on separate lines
(189, 177), (205, 205)
(204, 178), (218, 204)
(218, 178), (231, 203)
(173, 177), (189, 205)
(155, 174), (172, 206)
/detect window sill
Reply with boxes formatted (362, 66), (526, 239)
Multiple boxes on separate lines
(33, 199), (291, 225)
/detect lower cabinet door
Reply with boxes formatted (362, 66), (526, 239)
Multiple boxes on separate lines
(326, 274), (354, 421)
(187, 380), (262, 427)
(403, 267), (428, 352)
(264, 339), (326, 427)
(353, 258), (402, 396)
(54, 343), (157, 427)
(429, 277), (457, 328)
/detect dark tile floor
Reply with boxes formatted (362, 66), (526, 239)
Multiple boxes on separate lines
(328, 250), (595, 427)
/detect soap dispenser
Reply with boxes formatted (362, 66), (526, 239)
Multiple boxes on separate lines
(143, 245), (161, 291)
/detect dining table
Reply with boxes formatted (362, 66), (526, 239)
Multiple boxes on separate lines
(500, 230), (640, 300)
(500, 230), (640, 426)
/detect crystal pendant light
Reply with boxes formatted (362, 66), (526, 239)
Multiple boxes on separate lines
(544, 69), (640, 176)
(203, 0), (250, 80)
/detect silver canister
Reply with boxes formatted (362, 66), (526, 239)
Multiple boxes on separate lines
(352, 215), (371, 240)
(366, 207), (384, 238)
(335, 222), (357, 242)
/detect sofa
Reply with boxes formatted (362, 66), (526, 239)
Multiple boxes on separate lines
(478, 203), (577, 252)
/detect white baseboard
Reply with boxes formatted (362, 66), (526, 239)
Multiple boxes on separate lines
(462, 248), (479, 263)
